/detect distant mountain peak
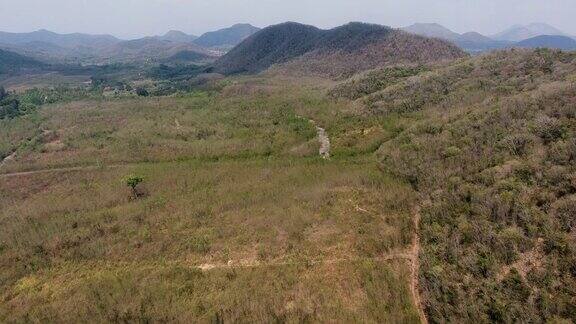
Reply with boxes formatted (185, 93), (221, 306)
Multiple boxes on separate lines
(493, 23), (566, 41)
(157, 30), (197, 43)
(165, 30), (187, 36)
(231, 23), (257, 28)
(402, 23), (460, 41)
(193, 23), (261, 49)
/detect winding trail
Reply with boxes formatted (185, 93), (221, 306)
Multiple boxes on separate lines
(297, 116), (331, 159)
(314, 123), (331, 159)
(410, 206), (428, 324)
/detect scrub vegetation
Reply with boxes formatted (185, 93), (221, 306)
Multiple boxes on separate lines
(1, 24), (575, 322)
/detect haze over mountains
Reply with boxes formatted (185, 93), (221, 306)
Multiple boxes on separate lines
(402, 22), (576, 53)
(0, 24), (261, 65)
(1, 20), (574, 68)
(493, 23), (567, 41)
(1, 20), (575, 79)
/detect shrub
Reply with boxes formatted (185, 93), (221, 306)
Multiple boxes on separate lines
(500, 134), (533, 156)
(136, 87), (149, 97)
(123, 175), (144, 198)
(533, 115), (565, 143)
(551, 195), (576, 231)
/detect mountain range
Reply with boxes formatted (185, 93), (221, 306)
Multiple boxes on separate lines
(0, 24), (261, 65)
(1, 21), (575, 76)
(402, 22), (576, 53)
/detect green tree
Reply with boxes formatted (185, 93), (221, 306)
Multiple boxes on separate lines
(0, 98), (20, 119)
(0, 86), (6, 100)
(123, 175), (144, 198)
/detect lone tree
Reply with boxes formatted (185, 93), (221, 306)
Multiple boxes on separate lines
(124, 175), (144, 198)
(0, 86), (6, 101)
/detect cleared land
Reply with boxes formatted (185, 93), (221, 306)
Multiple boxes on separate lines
(0, 77), (422, 322)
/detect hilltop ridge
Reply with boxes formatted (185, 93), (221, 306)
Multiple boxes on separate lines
(214, 22), (466, 77)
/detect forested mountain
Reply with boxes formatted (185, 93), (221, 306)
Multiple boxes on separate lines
(214, 22), (466, 77)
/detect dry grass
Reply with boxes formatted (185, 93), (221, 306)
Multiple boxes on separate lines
(375, 49), (576, 323)
(0, 78), (421, 322)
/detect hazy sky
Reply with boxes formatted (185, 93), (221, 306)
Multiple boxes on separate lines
(1, 0), (575, 39)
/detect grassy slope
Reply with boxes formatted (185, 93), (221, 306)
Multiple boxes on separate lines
(364, 49), (575, 322)
(0, 78), (420, 322)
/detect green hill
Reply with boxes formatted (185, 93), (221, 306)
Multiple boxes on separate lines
(214, 22), (466, 78)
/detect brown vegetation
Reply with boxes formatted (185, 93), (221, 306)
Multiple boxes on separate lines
(214, 22), (466, 78)
(373, 49), (576, 322)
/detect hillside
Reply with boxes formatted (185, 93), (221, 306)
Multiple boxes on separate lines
(194, 24), (260, 50)
(331, 48), (576, 322)
(515, 35), (576, 50)
(214, 22), (466, 77)
(0, 48), (46, 74)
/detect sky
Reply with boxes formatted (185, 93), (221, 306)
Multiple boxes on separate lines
(1, 0), (575, 39)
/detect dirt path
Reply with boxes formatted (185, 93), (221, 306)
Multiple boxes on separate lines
(194, 252), (412, 271)
(297, 116), (331, 159)
(315, 125), (331, 159)
(409, 205), (428, 324)
(192, 204), (428, 323)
